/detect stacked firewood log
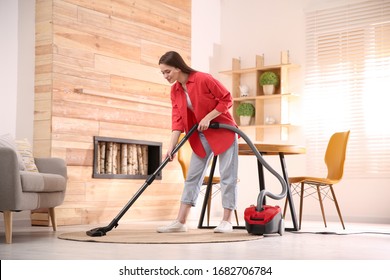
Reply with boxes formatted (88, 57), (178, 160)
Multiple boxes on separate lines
(96, 141), (148, 175)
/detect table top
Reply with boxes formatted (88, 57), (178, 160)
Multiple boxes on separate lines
(239, 143), (306, 156)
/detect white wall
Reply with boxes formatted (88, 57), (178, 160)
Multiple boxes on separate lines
(16, 0), (35, 140)
(191, 0), (221, 71)
(0, 0), (18, 136)
(0, 0), (35, 224)
(191, 0), (390, 225)
(0, 0), (35, 140)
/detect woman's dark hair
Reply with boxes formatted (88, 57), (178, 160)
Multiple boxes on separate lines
(159, 51), (196, 74)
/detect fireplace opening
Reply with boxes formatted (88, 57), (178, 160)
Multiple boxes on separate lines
(93, 136), (162, 179)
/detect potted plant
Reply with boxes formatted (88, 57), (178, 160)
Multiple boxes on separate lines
(259, 71), (279, 95)
(236, 102), (255, 126)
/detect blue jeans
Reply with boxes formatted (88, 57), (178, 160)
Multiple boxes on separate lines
(181, 132), (238, 210)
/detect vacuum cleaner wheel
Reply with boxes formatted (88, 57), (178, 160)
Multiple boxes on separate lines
(278, 219), (285, 236)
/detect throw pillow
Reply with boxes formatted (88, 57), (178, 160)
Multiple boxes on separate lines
(0, 133), (26, 170)
(15, 138), (39, 172)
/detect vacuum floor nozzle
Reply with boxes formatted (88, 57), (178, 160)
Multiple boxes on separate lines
(86, 227), (109, 237)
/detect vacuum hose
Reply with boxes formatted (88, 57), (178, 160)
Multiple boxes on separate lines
(209, 123), (287, 211)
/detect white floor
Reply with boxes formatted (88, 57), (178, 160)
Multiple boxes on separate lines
(2, 220), (390, 280)
(1, 220), (390, 260)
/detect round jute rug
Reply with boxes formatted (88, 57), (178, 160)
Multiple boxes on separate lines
(58, 228), (263, 244)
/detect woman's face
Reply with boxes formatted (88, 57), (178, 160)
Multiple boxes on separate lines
(160, 64), (180, 84)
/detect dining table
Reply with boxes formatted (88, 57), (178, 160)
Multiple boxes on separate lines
(198, 142), (306, 232)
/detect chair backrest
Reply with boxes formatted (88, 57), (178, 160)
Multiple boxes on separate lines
(324, 130), (350, 181)
(177, 133), (192, 180)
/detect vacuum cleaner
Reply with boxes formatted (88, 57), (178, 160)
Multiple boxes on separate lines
(86, 124), (198, 237)
(87, 122), (287, 237)
(209, 123), (287, 236)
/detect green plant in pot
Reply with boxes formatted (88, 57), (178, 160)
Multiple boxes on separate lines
(259, 71), (279, 95)
(236, 102), (255, 126)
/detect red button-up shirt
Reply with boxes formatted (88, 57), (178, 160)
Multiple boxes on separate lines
(170, 71), (237, 158)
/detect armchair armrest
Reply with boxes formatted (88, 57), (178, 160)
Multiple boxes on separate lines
(34, 157), (67, 179)
(0, 147), (23, 210)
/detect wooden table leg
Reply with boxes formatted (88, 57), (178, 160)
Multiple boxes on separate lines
(198, 156), (218, 229)
(279, 153), (299, 231)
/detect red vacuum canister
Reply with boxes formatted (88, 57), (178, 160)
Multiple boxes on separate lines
(244, 205), (284, 235)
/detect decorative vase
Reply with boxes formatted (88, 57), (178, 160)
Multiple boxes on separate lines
(240, 116), (252, 126)
(263, 85), (275, 95)
(239, 85), (249, 97)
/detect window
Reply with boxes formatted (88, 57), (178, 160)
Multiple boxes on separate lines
(304, 0), (390, 178)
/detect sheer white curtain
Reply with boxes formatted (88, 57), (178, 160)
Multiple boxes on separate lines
(304, 0), (390, 178)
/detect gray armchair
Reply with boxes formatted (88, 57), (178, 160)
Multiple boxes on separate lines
(0, 146), (67, 243)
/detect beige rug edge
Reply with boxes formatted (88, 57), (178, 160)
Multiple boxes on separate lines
(58, 228), (263, 244)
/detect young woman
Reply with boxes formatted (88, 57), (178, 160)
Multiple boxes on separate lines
(157, 51), (238, 233)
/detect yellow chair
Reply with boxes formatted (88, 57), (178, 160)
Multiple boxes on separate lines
(283, 130), (350, 230)
(177, 134), (239, 226)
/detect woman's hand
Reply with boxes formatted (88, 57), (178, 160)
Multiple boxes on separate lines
(198, 109), (221, 131)
(198, 118), (210, 131)
(165, 146), (176, 161)
(166, 130), (182, 160)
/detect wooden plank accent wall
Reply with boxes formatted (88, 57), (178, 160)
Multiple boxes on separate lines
(34, 0), (191, 225)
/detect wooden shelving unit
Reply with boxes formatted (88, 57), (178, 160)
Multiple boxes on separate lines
(221, 54), (300, 141)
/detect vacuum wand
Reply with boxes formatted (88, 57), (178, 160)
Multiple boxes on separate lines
(209, 122), (287, 211)
(86, 124), (198, 237)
